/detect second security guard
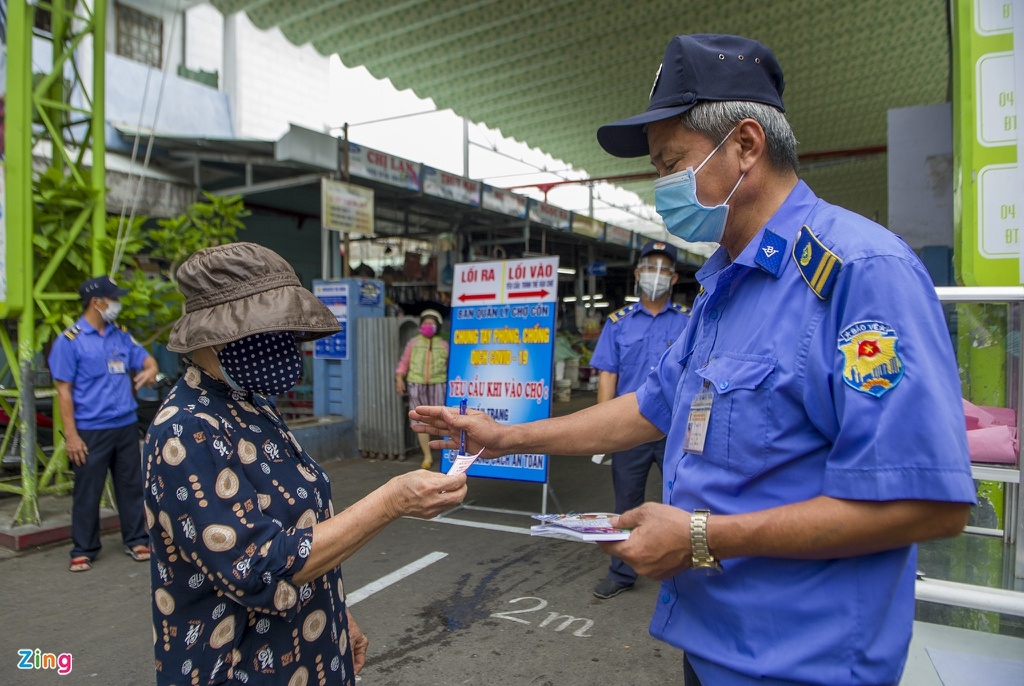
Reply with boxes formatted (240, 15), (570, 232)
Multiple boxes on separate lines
(589, 240), (689, 599)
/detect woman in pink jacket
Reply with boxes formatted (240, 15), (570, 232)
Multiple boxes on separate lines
(395, 309), (449, 468)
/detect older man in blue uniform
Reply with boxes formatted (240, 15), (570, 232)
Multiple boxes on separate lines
(411, 34), (976, 686)
(48, 275), (158, 572)
(590, 240), (688, 599)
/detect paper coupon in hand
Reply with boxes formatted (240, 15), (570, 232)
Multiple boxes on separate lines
(446, 447), (485, 476)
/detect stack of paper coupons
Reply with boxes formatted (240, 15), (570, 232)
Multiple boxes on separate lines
(530, 513), (631, 542)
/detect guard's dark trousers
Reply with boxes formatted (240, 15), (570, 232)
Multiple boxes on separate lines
(71, 424), (148, 559)
(607, 437), (666, 585)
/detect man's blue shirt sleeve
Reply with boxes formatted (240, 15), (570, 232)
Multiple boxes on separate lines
(48, 335), (77, 383)
(590, 319), (619, 373)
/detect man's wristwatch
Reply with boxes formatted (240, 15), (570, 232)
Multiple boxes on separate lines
(690, 509), (723, 575)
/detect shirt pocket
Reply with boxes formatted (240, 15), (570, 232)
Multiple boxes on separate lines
(695, 351), (777, 476)
(77, 347), (109, 381)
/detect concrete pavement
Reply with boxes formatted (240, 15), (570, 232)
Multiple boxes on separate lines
(0, 389), (683, 685)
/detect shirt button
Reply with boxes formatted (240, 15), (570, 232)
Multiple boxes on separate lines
(668, 480), (674, 489)
(709, 310), (719, 320)
(662, 594), (671, 604)
(720, 381), (729, 390)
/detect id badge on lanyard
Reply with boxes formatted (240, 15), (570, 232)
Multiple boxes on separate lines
(683, 381), (714, 454)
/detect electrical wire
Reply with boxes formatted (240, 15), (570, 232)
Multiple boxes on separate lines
(110, 0), (181, 274)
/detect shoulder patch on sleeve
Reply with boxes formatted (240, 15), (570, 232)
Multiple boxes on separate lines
(792, 226), (842, 300)
(838, 321), (904, 396)
(608, 303), (636, 323)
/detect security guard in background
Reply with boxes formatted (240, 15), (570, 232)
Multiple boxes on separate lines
(48, 275), (159, 572)
(589, 240), (689, 599)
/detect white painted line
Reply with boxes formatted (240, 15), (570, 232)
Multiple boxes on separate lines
(346, 551), (448, 606)
(427, 516), (533, 536)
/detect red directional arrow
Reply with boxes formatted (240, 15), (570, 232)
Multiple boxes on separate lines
(458, 293), (496, 302)
(507, 289), (550, 299)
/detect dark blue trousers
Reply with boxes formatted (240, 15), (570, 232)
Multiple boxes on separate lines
(683, 655), (703, 686)
(607, 437), (666, 585)
(71, 423), (148, 559)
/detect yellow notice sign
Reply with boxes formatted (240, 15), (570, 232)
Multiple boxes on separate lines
(321, 178), (374, 235)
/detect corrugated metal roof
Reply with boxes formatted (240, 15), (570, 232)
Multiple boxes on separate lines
(210, 0), (951, 222)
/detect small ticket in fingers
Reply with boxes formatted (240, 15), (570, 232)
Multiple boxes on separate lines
(446, 447), (485, 476)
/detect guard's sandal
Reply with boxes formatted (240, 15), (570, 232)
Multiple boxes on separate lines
(69, 556), (92, 572)
(125, 544), (151, 562)
(420, 457), (433, 470)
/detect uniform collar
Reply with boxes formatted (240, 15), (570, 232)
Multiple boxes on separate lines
(633, 300), (673, 318)
(76, 317), (101, 336)
(696, 181), (819, 293)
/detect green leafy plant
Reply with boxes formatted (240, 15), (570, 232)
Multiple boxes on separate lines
(32, 170), (249, 348)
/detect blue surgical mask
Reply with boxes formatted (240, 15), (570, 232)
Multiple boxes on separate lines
(653, 128), (743, 244)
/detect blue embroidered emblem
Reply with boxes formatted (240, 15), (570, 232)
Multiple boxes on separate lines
(755, 230), (787, 276)
(838, 321), (904, 397)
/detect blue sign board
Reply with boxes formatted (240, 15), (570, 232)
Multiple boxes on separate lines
(441, 257), (558, 483)
(313, 282), (348, 360)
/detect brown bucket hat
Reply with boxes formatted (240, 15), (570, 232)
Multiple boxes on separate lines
(167, 242), (341, 353)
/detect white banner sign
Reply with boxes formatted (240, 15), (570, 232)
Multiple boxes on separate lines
(347, 143), (421, 191)
(528, 199), (571, 230)
(481, 185), (528, 218)
(321, 178), (374, 235)
(423, 167), (481, 206)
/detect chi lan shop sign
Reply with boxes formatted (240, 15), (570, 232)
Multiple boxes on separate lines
(441, 257), (558, 482)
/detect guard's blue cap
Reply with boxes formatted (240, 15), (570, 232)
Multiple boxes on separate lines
(79, 275), (129, 303)
(597, 34), (786, 158)
(639, 240), (677, 263)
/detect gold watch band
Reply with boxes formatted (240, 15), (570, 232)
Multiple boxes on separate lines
(690, 509), (722, 574)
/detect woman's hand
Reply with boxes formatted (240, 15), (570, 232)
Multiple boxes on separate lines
(409, 405), (510, 460)
(347, 610), (369, 675)
(382, 470), (468, 520)
(395, 376), (406, 396)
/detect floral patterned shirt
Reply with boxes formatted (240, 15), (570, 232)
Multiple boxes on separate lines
(143, 363), (353, 686)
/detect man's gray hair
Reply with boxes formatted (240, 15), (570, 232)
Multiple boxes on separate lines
(679, 101), (799, 173)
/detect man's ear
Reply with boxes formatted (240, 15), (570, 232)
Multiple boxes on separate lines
(736, 118), (766, 173)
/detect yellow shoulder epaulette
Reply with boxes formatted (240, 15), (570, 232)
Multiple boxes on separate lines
(63, 324), (82, 341)
(607, 303), (637, 323)
(120, 324), (141, 345)
(792, 226), (842, 300)
(671, 302), (690, 316)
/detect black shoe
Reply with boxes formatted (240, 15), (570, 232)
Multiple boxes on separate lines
(593, 579), (633, 599)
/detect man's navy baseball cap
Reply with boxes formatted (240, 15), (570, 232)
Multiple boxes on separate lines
(638, 240), (677, 264)
(79, 275), (129, 303)
(597, 34), (786, 158)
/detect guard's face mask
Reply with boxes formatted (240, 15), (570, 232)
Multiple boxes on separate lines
(636, 259), (674, 300)
(653, 127), (743, 244)
(99, 298), (123, 324)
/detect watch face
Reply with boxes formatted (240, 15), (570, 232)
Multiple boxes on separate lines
(693, 561), (723, 576)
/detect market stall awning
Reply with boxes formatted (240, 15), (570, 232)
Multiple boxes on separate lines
(209, 0), (951, 224)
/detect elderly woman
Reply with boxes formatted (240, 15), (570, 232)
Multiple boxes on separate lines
(143, 243), (467, 686)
